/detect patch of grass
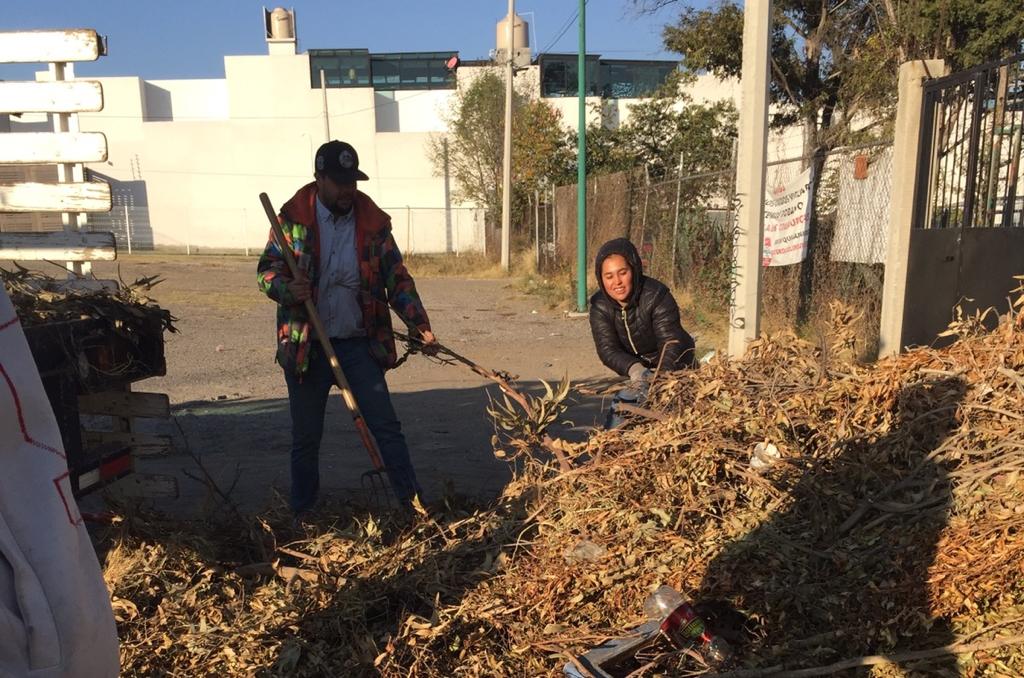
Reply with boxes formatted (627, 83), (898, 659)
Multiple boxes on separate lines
(127, 250), (258, 261)
(153, 289), (265, 313)
(516, 272), (574, 310)
(403, 253), (504, 278)
(674, 286), (729, 354)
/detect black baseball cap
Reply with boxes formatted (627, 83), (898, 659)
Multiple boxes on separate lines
(314, 140), (369, 183)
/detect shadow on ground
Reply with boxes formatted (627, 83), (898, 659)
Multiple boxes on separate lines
(699, 377), (966, 676)
(126, 382), (604, 518)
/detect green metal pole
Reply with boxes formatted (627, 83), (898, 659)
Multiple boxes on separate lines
(576, 0), (587, 311)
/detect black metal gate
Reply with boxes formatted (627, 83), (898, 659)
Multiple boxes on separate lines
(903, 53), (1024, 347)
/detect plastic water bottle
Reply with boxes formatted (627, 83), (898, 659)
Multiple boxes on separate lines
(643, 585), (733, 666)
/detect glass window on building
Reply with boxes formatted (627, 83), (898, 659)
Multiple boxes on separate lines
(371, 57), (400, 89)
(401, 59), (430, 87)
(601, 62), (635, 98)
(599, 60), (677, 99)
(541, 58), (570, 97)
(308, 49), (371, 88)
(636, 62), (677, 97)
(370, 53), (457, 91)
(540, 55), (600, 98)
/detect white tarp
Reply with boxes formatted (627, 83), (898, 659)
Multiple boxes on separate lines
(762, 168), (813, 267)
(0, 289), (119, 677)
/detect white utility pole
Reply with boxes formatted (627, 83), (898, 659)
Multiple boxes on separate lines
(320, 69), (331, 142)
(500, 0), (515, 271)
(727, 0), (773, 358)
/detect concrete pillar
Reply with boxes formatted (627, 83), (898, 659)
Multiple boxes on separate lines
(878, 59), (946, 357)
(727, 0), (773, 358)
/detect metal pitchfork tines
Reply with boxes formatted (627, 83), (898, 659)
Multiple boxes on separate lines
(258, 193), (394, 509)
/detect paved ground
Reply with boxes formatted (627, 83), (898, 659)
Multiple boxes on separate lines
(83, 255), (612, 516)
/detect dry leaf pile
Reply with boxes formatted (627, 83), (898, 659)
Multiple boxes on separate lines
(103, 287), (1024, 676)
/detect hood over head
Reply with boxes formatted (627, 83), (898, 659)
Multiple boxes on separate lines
(594, 237), (644, 305)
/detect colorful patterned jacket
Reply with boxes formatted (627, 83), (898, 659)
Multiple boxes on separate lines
(257, 182), (431, 375)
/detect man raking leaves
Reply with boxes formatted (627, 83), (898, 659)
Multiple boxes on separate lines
(257, 140), (437, 519)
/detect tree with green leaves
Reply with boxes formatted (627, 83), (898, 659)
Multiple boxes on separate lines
(428, 70), (512, 232)
(513, 98), (575, 201)
(428, 70), (573, 243)
(843, 0), (1024, 125)
(635, 0), (1024, 151)
(588, 94), (737, 179)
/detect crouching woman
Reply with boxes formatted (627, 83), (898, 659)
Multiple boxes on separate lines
(589, 238), (697, 428)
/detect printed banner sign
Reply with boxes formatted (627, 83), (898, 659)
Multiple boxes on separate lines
(763, 168), (812, 267)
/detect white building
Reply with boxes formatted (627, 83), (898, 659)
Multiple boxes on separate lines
(2, 9), (804, 254)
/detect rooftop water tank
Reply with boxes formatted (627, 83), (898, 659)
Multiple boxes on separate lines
(496, 12), (531, 67)
(269, 7), (294, 40)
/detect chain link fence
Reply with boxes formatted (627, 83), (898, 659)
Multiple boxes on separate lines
(541, 142), (893, 357)
(543, 168), (734, 292)
(759, 144), (891, 358)
(57, 204), (488, 256)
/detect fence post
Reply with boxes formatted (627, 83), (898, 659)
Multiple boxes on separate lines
(452, 208), (460, 256)
(551, 186), (557, 256)
(543, 187), (549, 268)
(534, 190), (540, 269)
(671, 151), (684, 287)
(443, 137), (454, 254)
(124, 204), (132, 255)
(242, 208), (250, 257)
(878, 59), (946, 357)
(639, 166), (651, 248)
(406, 206), (412, 254)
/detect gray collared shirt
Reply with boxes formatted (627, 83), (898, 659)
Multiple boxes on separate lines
(316, 196), (363, 339)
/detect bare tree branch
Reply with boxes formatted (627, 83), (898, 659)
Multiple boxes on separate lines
(630, 0), (685, 15)
(771, 56), (801, 108)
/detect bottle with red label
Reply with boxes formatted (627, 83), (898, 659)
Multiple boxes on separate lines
(643, 585), (733, 667)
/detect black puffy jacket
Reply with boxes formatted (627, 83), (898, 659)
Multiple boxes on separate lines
(589, 238), (697, 376)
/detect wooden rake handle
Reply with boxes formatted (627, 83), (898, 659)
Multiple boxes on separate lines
(258, 192), (384, 471)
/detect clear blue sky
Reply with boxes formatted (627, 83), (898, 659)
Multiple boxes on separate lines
(0, 1), (693, 82)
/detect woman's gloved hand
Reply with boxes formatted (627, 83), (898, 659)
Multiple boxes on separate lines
(625, 363), (654, 403)
(627, 362), (648, 385)
(606, 365), (654, 429)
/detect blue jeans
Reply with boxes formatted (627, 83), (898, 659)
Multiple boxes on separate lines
(283, 337), (422, 512)
(603, 372), (652, 429)
(604, 387), (641, 429)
